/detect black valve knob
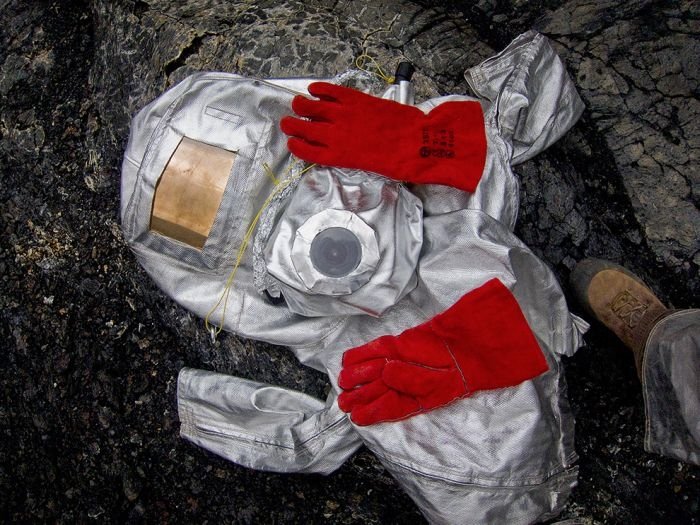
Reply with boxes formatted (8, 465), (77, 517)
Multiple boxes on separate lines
(394, 62), (415, 83)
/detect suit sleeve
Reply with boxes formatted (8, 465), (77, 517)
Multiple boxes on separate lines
(464, 31), (585, 165)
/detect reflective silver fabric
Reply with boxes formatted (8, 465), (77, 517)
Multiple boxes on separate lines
(178, 368), (361, 474)
(642, 309), (700, 465)
(122, 31), (588, 524)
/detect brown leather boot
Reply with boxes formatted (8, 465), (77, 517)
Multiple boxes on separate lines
(570, 258), (672, 376)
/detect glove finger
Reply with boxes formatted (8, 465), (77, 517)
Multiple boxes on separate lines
(307, 81), (348, 102)
(350, 390), (421, 426)
(394, 328), (454, 368)
(279, 116), (330, 145)
(382, 360), (449, 397)
(337, 378), (389, 413)
(287, 137), (331, 165)
(292, 95), (338, 121)
(337, 358), (385, 389)
(342, 335), (397, 366)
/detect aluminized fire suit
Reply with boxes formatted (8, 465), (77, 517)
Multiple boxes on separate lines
(121, 31), (590, 524)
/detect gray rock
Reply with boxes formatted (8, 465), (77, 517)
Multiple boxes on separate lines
(538, 0), (700, 291)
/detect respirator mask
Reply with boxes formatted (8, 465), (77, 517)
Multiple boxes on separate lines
(260, 166), (423, 317)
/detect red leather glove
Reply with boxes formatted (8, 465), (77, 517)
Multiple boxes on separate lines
(280, 82), (487, 193)
(337, 279), (548, 426)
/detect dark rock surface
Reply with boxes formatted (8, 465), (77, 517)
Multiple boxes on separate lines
(1, 0), (697, 522)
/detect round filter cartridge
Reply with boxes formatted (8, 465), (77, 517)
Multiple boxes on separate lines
(309, 227), (363, 278)
(290, 208), (380, 295)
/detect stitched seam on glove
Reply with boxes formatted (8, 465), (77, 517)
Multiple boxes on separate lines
(428, 320), (470, 392)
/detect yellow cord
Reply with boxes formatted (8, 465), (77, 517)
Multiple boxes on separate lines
(204, 160), (316, 338)
(262, 162), (279, 185)
(355, 54), (395, 84)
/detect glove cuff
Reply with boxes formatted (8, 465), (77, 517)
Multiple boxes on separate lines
(431, 279), (548, 393)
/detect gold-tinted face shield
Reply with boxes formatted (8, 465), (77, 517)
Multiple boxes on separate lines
(150, 137), (234, 249)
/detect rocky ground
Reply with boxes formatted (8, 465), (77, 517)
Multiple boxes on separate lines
(1, 0), (698, 522)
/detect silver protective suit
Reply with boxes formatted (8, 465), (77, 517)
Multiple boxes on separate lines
(121, 31), (590, 524)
